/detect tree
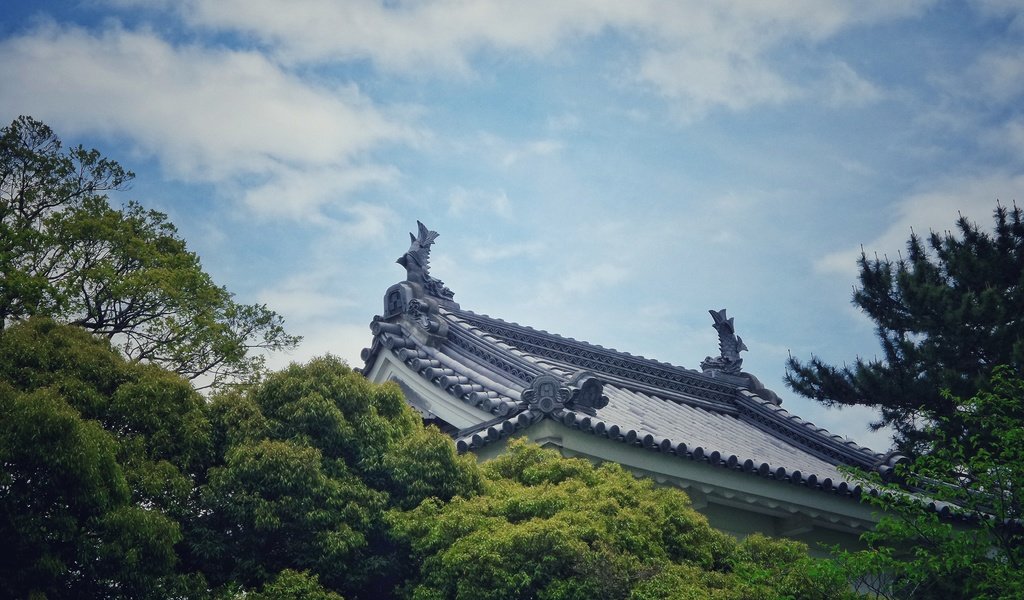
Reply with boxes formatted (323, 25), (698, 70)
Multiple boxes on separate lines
(248, 569), (346, 600)
(0, 116), (132, 324)
(786, 203), (1024, 454)
(0, 319), (209, 598)
(0, 116), (299, 389)
(389, 438), (852, 600)
(833, 366), (1024, 599)
(0, 321), (484, 598)
(195, 356), (483, 598)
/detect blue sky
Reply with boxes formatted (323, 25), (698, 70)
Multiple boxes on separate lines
(2, 1), (1023, 450)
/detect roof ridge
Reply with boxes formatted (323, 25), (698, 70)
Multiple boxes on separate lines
(450, 307), (685, 368)
(450, 308), (741, 405)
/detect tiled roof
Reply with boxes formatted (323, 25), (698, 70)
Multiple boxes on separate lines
(359, 302), (907, 502)
(360, 221), (907, 506)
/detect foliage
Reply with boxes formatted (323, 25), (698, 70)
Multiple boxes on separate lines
(786, 203), (1024, 454)
(834, 366), (1024, 599)
(2, 319), (842, 599)
(390, 439), (852, 600)
(0, 115), (299, 389)
(0, 319), (207, 598)
(0, 321), (481, 598)
(195, 355), (484, 598)
(248, 569), (346, 600)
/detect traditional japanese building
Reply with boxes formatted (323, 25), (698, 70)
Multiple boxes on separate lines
(359, 222), (900, 551)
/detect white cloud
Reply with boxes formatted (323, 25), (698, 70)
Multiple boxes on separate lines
(258, 274), (356, 321)
(166, 0), (932, 67)
(546, 112), (582, 132)
(262, 321), (371, 371)
(447, 186), (512, 218)
(0, 21), (414, 221)
(113, 0), (934, 119)
(971, 0), (1024, 32)
(815, 172), (1024, 278)
(638, 50), (795, 119)
(501, 139), (563, 167)
(469, 240), (546, 263)
(173, 0), (625, 73)
(820, 59), (883, 107)
(1005, 118), (1024, 158)
(241, 164), (399, 222)
(535, 263), (631, 305)
(965, 47), (1024, 104)
(327, 201), (402, 243)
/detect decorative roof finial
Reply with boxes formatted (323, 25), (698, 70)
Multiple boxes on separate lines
(397, 220), (455, 301)
(700, 309), (748, 375)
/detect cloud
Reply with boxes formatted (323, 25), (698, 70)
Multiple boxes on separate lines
(258, 274), (357, 321)
(113, 0), (932, 119)
(447, 186), (511, 218)
(1004, 118), (1024, 158)
(638, 50), (795, 119)
(0, 21), (414, 221)
(971, 0), (1024, 32)
(169, 0), (623, 73)
(501, 139), (563, 167)
(965, 46), (1024, 104)
(536, 263), (631, 304)
(546, 112), (582, 132)
(815, 172), (1024, 277)
(820, 59), (883, 107)
(469, 240), (546, 263)
(262, 321), (371, 371)
(241, 164), (400, 222)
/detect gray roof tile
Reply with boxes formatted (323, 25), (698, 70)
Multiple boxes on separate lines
(362, 292), (890, 501)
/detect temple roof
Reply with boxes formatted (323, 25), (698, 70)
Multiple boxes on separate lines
(360, 222), (904, 504)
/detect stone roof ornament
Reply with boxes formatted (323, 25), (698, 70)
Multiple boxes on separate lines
(567, 371), (609, 416)
(700, 309), (748, 375)
(397, 220), (455, 301)
(522, 374), (571, 414)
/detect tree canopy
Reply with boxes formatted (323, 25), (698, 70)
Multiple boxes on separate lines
(785, 203), (1024, 454)
(0, 318), (210, 599)
(0, 116), (299, 389)
(390, 439), (851, 600)
(834, 367), (1024, 599)
(0, 318), (848, 599)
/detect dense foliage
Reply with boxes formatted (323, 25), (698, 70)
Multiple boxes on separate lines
(834, 367), (1024, 599)
(391, 439), (850, 600)
(786, 204), (1024, 454)
(0, 116), (299, 388)
(0, 318), (210, 598)
(0, 318), (846, 599)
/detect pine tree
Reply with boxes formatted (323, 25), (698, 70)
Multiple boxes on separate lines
(785, 203), (1024, 454)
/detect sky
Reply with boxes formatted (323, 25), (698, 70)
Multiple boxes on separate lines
(2, 0), (1023, 451)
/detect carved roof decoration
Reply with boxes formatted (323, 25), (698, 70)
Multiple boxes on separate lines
(396, 220), (456, 305)
(701, 309), (748, 375)
(359, 221), (910, 506)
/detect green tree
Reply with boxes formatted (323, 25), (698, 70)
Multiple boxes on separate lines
(0, 319), (208, 598)
(0, 116), (132, 324)
(833, 366), (1024, 599)
(785, 203), (1024, 454)
(248, 569), (346, 600)
(0, 116), (299, 389)
(195, 356), (483, 598)
(389, 439), (851, 600)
